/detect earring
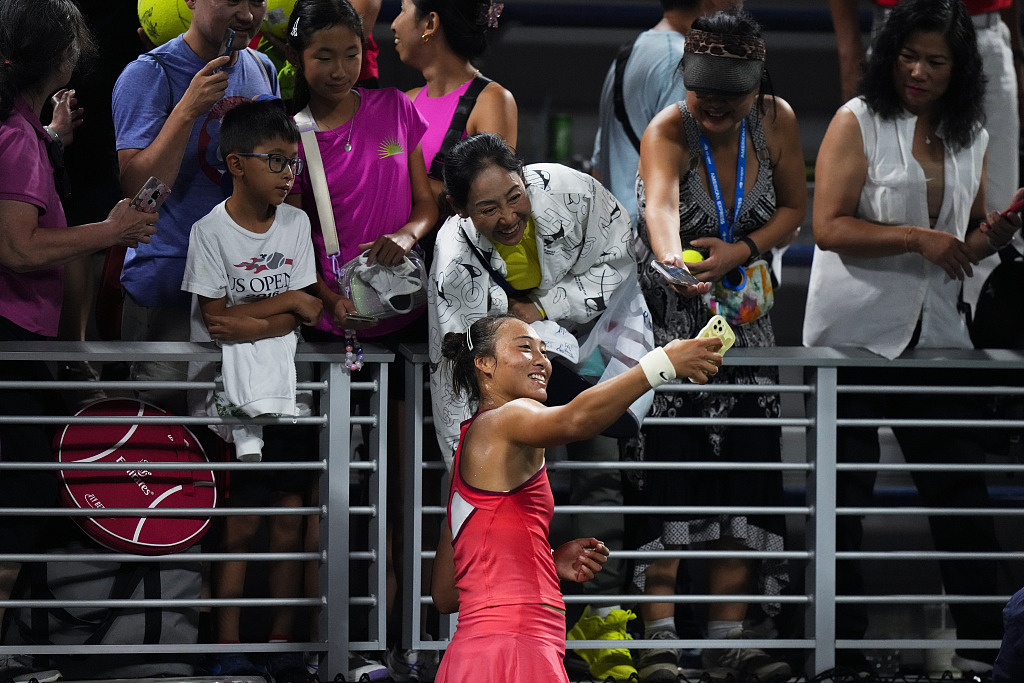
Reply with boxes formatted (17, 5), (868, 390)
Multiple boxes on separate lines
(421, 32), (430, 42)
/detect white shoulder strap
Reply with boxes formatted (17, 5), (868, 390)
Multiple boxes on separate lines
(293, 106), (340, 256)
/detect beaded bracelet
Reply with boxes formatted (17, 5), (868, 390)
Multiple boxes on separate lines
(345, 331), (363, 372)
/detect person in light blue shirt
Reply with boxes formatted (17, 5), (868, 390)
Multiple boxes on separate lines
(591, 0), (740, 227)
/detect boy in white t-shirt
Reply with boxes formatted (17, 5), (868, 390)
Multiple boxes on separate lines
(183, 98), (321, 460)
(181, 98), (321, 676)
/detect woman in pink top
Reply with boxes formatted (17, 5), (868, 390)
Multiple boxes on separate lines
(0, 0), (156, 638)
(430, 314), (723, 682)
(389, 0), (517, 214)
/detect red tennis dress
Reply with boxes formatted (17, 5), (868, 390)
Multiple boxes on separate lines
(435, 413), (569, 683)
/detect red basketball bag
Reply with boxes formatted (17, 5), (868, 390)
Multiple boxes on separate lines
(54, 398), (216, 555)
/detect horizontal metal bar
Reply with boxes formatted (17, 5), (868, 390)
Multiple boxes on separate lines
(0, 598), (321, 608)
(581, 550), (811, 560)
(415, 594), (809, 606)
(0, 642), (323, 655)
(837, 638), (1002, 649)
(837, 418), (1023, 428)
(563, 594), (809, 604)
(839, 506), (1024, 516)
(0, 552), (321, 563)
(840, 384), (1024, 396)
(657, 383), (811, 394)
(419, 550), (811, 560)
(839, 463), (1024, 473)
(1, 380), (328, 392)
(835, 595), (1012, 604)
(0, 506), (321, 517)
(547, 461), (813, 471)
(555, 505), (809, 515)
(560, 638), (811, 649)
(643, 417), (812, 427)
(0, 415), (326, 426)
(349, 597), (378, 606)
(350, 461), (377, 470)
(421, 505), (810, 515)
(839, 551), (1024, 561)
(0, 461), (325, 471)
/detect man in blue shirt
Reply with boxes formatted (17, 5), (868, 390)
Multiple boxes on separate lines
(113, 0), (278, 414)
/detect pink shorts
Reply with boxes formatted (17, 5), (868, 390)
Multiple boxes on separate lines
(435, 603), (569, 683)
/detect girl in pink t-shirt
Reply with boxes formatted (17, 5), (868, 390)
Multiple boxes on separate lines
(285, 0), (437, 340)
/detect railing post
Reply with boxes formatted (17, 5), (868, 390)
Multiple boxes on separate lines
(370, 361), (389, 647)
(320, 358), (351, 679)
(807, 365), (838, 675)
(402, 347), (425, 649)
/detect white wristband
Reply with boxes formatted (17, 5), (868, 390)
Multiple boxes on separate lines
(639, 347), (676, 388)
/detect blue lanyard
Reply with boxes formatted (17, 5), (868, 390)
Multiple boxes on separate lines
(698, 119), (746, 243)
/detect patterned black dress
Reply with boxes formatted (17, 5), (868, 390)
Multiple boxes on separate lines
(631, 101), (787, 611)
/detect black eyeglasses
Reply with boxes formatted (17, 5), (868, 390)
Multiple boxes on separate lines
(235, 153), (304, 175)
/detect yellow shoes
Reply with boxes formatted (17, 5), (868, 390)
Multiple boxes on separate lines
(566, 606), (639, 681)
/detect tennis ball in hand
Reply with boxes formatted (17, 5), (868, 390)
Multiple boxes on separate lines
(682, 249), (704, 263)
(138, 0), (192, 47)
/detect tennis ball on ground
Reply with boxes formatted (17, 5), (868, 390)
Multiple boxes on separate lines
(263, 0), (297, 40)
(682, 249), (704, 263)
(138, 0), (192, 47)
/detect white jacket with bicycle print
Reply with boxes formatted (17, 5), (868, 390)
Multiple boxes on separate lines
(427, 163), (647, 463)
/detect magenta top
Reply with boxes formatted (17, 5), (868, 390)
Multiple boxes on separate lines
(412, 77), (477, 173)
(0, 97), (67, 336)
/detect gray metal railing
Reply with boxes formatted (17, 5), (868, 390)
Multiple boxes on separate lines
(0, 341), (392, 678)
(401, 344), (1024, 676)
(2, 342), (1023, 678)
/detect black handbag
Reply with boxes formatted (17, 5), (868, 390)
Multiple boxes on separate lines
(969, 245), (1024, 461)
(970, 244), (1024, 349)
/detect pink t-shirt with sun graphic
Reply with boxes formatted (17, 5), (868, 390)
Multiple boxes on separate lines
(292, 87), (428, 338)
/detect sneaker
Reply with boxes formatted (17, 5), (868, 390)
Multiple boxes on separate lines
(566, 606), (639, 681)
(347, 653), (388, 682)
(383, 644), (438, 682)
(951, 654), (994, 674)
(701, 627), (791, 682)
(303, 652), (319, 677)
(636, 630), (679, 683)
(267, 651), (317, 683)
(197, 652), (266, 676)
(0, 656), (62, 683)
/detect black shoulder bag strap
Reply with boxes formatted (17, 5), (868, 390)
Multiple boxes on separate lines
(613, 39), (643, 154)
(428, 75), (494, 181)
(459, 224), (532, 298)
(21, 561), (149, 646)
